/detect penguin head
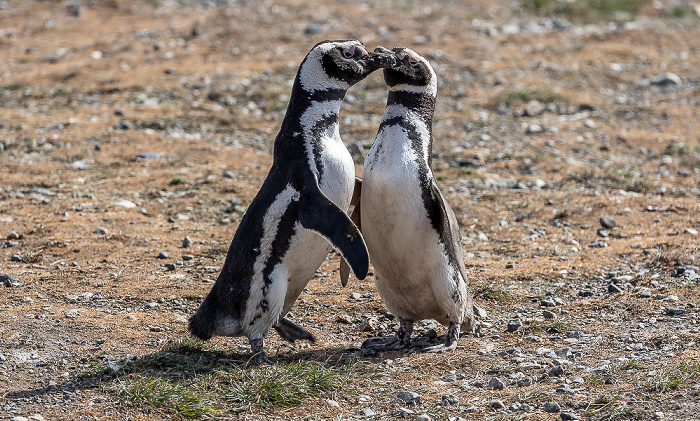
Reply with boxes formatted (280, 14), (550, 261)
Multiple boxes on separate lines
(378, 46), (437, 97)
(298, 40), (389, 92)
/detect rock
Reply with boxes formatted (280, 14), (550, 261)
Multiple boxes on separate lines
(464, 406), (479, 413)
(686, 228), (699, 235)
(326, 399), (339, 407)
(1, 274), (19, 286)
(488, 399), (505, 409)
(11, 417), (29, 421)
(65, 294), (79, 303)
(416, 415), (431, 421)
(599, 217), (616, 229)
(182, 236), (194, 248)
(94, 227), (109, 235)
(66, 3), (80, 17)
(544, 401), (561, 413)
(360, 407), (376, 417)
(488, 377), (505, 390)
(579, 290), (594, 297)
(561, 412), (579, 420)
(360, 317), (379, 332)
(597, 229), (609, 238)
(158, 251), (168, 259)
(6, 231), (21, 239)
(588, 240), (607, 248)
(639, 290), (652, 298)
(607, 283), (624, 293)
(64, 309), (79, 318)
(650, 72), (682, 86)
(540, 299), (556, 307)
(349, 141), (365, 157)
(28, 415), (45, 421)
(509, 402), (522, 411)
(543, 310), (556, 319)
(112, 198), (137, 208)
(10, 253), (22, 262)
(507, 318), (523, 332)
(115, 120), (132, 130)
(664, 307), (686, 315)
(442, 394), (459, 405)
(473, 305), (488, 319)
(304, 23), (321, 35)
(138, 152), (163, 160)
(223, 170), (235, 178)
(165, 263), (176, 271)
(397, 391), (420, 405)
(525, 100), (544, 117)
(549, 365), (566, 377)
(526, 124), (543, 134)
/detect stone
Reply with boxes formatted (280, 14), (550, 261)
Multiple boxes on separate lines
(442, 394), (459, 405)
(158, 251), (168, 259)
(525, 100), (545, 117)
(488, 376), (505, 390)
(94, 227), (109, 235)
(488, 399), (505, 409)
(543, 310), (556, 319)
(544, 401), (561, 413)
(349, 141), (365, 157)
(556, 384), (575, 394)
(416, 415), (431, 421)
(607, 283), (624, 293)
(549, 364), (566, 377)
(664, 307), (686, 315)
(360, 317), (379, 332)
(526, 124), (543, 134)
(326, 399), (339, 407)
(650, 72), (682, 86)
(507, 318), (523, 332)
(64, 309), (79, 318)
(165, 263), (176, 271)
(473, 305), (488, 319)
(65, 294), (79, 303)
(540, 299), (556, 307)
(182, 236), (194, 247)
(397, 391), (420, 405)
(10, 253), (22, 262)
(561, 412), (579, 420)
(360, 407), (376, 417)
(599, 217), (616, 229)
(1, 274), (19, 286)
(223, 170), (235, 178)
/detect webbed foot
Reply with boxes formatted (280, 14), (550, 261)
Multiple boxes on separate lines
(249, 338), (274, 365)
(415, 322), (460, 353)
(361, 318), (413, 351)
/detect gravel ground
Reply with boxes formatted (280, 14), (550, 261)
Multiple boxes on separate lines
(1, 0), (699, 420)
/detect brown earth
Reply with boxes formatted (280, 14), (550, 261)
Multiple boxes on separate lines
(1, 0), (700, 420)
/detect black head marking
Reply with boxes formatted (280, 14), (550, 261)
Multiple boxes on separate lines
(382, 47), (436, 94)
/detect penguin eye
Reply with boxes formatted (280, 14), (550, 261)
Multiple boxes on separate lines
(408, 57), (418, 66)
(343, 46), (355, 59)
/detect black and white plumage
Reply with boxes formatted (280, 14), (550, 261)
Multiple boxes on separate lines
(189, 40), (392, 364)
(356, 47), (475, 352)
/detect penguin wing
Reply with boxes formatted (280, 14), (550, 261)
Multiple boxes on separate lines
(298, 176), (369, 280)
(430, 179), (468, 281)
(340, 177), (362, 287)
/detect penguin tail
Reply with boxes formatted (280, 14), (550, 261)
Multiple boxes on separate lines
(188, 296), (218, 340)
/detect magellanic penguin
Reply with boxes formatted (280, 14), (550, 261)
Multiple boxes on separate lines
(356, 46), (476, 352)
(189, 41), (394, 364)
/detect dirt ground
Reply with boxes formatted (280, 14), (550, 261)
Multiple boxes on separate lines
(1, 0), (700, 420)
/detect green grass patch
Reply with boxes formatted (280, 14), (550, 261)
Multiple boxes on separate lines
(529, 320), (573, 334)
(474, 282), (511, 303)
(99, 338), (369, 418)
(522, 0), (651, 22)
(169, 177), (184, 185)
(0, 82), (25, 91)
(645, 362), (700, 393)
(496, 87), (564, 106)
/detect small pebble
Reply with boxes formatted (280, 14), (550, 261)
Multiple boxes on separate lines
(488, 399), (505, 409)
(397, 391), (420, 405)
(158, 251), (168, 259)
(507, 318), (522, 332)
(442, 394), (459, 405)
(544, 401), (561, 413)
(607, 283), (624, 293)
(416, 415), (431, 421)
(165, 262), (176, 271)
(488, 377), (505, 390)
(182, 236), (193, 248)
(360, 407), (376, 417)
(599, 217), (616, 229)
(561, 412), (579, 420)
(543, 310), (556, 319)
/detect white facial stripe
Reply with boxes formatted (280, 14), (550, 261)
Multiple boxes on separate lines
(299, 41), (361, 92)
(301, 99), (342, 176)
(243, 184), (300, 336)
(381, 104), (432, 167)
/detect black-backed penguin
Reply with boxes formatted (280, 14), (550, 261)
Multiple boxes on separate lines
(189, 40), (393, 364)
(356, 47), (475, 352)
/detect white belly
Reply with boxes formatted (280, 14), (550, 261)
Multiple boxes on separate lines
(362, 126), (457, 324)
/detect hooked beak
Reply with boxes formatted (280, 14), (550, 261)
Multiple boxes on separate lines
(366, 46), (397, 69)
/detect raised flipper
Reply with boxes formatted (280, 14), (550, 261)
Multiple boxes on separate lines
(340, 177), (362, 287)
(274, 317), (315, 343)
(298, 176), (369, 280)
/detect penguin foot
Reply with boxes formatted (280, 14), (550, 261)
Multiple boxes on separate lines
(361, 318), (413, 351)
(360, 336), (408, 351)
(416, 322), (460, 353)
(274, 318), (316, 343)
(249, 338), (274, 366)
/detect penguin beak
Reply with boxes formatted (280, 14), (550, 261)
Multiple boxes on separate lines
(366, 46), (397, 70)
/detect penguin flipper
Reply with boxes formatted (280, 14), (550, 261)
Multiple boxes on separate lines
(340, 177), (362, 287)
(298, 178), (369, 280)
(274, 318), (316, 343)
(430, 180), (466, 276)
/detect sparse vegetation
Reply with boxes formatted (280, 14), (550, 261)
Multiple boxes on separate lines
(645, 362), (700, 393)
(496, 87), (565, 106)
(474, 282), (512, 303)
(522, 0), (652, 22)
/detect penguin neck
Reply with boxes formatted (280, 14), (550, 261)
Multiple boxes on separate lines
(283, 79), (347, 122)
(386, 90), (435, 130)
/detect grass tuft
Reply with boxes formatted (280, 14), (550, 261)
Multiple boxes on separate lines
(98, 338), (368, 418)
(496, 87), (564, 106)
(474, 282), (511, 303)
(522, 0), (651, 22)
(645, 362), (700, 393)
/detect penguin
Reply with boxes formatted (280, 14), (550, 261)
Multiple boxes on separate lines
(354, 46), (476, 352)
(189, 40), (394, 364)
